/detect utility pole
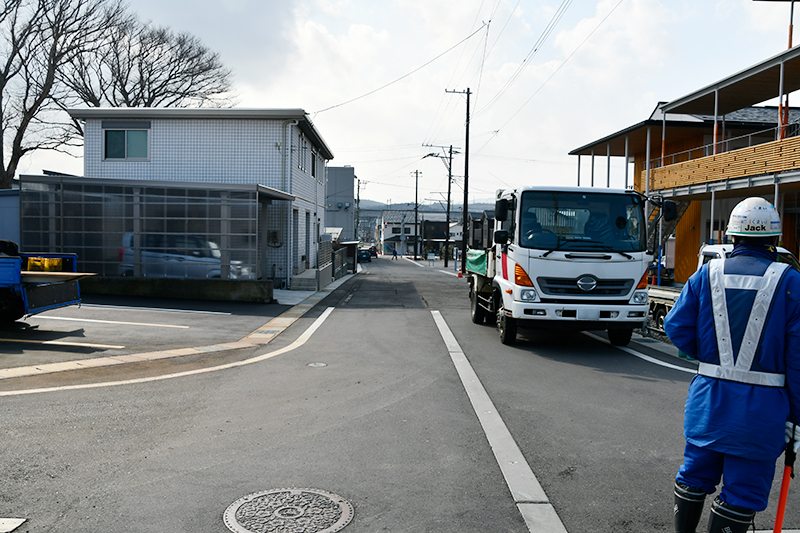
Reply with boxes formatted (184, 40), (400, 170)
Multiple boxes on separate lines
(416, 171), (420, 260)
(355, 177), (360, 242)
(446, 87), (471, 276)
(422, 144), (460, 267)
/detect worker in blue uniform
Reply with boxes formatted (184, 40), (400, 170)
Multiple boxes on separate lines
(665, 197), (800, 533)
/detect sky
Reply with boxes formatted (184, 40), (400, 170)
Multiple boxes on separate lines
(16, 0), (798, 206)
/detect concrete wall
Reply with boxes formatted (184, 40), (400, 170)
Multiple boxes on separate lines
(81, 277), (274, 303)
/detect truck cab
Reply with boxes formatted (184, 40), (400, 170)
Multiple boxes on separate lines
(469, 187), (666, 346)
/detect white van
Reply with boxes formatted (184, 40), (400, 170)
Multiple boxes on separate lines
(698, 243), (800, 272)
(118, 233), (252, 279)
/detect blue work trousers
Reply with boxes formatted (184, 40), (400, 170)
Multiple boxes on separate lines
(676, 442), (777, 511)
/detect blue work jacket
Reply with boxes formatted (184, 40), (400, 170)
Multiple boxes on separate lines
(664, 246), (800, 459)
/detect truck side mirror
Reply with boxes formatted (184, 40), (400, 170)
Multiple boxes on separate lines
(495, 199), (508, 222)
(494, 230), (508, 245)
(662, 200), (678, 222)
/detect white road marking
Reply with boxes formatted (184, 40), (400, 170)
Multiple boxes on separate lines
(431, 310), (568, 533)
(582, 332), (696, 374)
(438, 269), (460, 277)
(0, 307), (335, 397)
(403, 256), (426, 268)
(32, 316), (190, 328)
(80, 303), (231, 315)
(0, 338), (125, 350)
(0, 518), (26, 532)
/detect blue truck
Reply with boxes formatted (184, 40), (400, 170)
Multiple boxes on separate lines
(0, 240), (92, 323)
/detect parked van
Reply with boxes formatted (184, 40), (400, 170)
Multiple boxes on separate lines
(118, 233), (252, 279)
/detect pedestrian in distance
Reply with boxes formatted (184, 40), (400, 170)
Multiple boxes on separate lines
(392, 248), (398, 260)
(666, 197), (800, 533)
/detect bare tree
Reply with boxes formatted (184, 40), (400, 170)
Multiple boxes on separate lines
(60, 17), (234, 136)
(0, 0), (126, 189)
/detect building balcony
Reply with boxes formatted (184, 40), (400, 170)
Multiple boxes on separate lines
(648, 126), (800, 192)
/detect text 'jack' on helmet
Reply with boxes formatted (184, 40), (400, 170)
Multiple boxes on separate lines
(726, 197), (781, 237)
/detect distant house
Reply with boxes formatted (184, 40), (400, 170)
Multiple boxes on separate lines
(381, 210), (417, 255)
(25, 107), (334, 290)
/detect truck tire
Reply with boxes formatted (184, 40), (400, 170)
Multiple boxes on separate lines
(470, 290), (486, 324)
(607, 328), (633, 347)
(653, 307), (667, 331)
(498, 305), (517, 345)
(0, 289), (25, 324)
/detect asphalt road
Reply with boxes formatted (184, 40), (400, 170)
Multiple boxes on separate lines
(0, 256), (797, 532)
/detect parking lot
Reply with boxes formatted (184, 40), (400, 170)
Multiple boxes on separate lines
(0, 291), (319, 388)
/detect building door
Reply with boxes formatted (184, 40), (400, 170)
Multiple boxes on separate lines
(305, 211), (310, 269)
(293, 209), (299, 274)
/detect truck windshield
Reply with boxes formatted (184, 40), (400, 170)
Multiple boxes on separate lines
(518, 191), (646, 252)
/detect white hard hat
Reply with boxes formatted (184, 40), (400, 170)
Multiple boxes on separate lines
(726, 197), (781, 237)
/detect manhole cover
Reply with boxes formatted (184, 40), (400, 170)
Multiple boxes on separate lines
(223, 488), (354, 533)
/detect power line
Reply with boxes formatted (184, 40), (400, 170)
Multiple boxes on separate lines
(313, 23), (488, 115)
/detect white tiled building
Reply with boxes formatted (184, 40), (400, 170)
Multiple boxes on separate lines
(68, 108), (334, 288)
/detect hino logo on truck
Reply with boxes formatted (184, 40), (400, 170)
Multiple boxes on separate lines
(577, 276), (597, 292)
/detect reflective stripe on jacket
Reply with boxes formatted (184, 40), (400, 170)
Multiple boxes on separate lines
(664, 248), (800, 459)
(698, 258), (789, 387)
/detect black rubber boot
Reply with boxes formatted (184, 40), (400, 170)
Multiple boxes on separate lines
(674, 481), (706, 533)
(707, 497), (754, 533)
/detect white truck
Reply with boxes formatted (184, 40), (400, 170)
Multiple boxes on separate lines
(467, 186), (675, 346)
(647, 243), (800, 332)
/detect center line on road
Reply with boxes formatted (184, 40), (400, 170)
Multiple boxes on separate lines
(430, 310), (568, 533)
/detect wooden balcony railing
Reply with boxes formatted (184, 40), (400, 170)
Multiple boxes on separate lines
(647, 135), (800, 191)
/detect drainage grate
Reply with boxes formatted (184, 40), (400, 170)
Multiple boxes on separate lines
(223, 488), (354, 533)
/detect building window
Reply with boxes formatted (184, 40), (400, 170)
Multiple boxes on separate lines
(104, 129), (148, 160)
(392, 227), (401, 234)
(404, 227), (411, 234)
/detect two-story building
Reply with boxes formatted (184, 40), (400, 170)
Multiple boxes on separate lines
(19, 108), (333, 292)
(570, 45), (800, 283)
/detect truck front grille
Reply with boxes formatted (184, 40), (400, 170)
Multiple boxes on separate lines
(537, 276), (634, 296)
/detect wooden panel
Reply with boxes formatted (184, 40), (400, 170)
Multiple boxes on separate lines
(644, 136), (800, 190)
(674, 201), (702, 283)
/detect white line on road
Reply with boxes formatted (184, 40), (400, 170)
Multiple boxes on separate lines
(0, 338), (125, 350)
(80, 304), (231, 315)
(403, 256), (426, 268)
(32, 316), (190, 328)
(582, 332), (696, 374)
(438, 269), (460, 277)
(0, 307), (335, 397)
(431, 310), (568, 533)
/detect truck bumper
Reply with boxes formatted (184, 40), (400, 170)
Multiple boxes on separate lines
(507, 301), (647, 329)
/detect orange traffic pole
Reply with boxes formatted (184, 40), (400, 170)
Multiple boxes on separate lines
(774, 428), (796, 532)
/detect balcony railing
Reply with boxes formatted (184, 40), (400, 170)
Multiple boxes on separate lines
(646, 124), (800, 191)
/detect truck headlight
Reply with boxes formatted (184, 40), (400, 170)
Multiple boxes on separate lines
(631, 290), (648, 304)
(520, 288), (537, 302)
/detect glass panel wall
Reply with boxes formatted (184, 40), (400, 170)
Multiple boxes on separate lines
(20, 179), (259, 280)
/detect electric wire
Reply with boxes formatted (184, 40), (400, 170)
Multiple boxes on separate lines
(474, 0), (573, 118)
(313, 23), (488, 116)
(475, 0), (625, 154)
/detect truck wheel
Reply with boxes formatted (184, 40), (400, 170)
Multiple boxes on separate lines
(498, 306), (517, 346)
(0, 290), (25, 324)
(470, 290), (486, 324)
(607, 328), (633, 347)
(654, 307), (667, 331)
